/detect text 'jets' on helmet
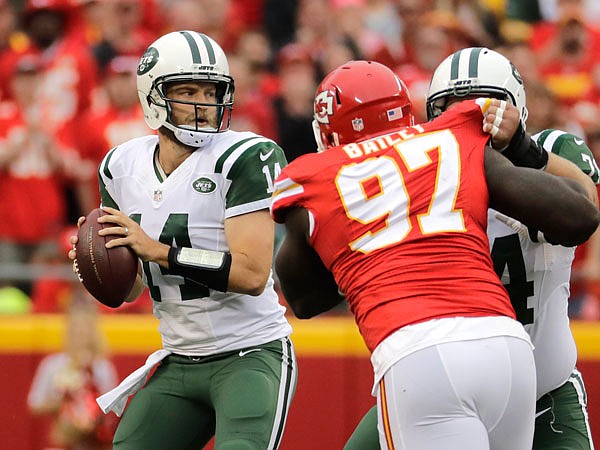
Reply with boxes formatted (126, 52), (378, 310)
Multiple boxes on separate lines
(426, 47), (528, 125)
(312, 60), (414, 151)
(137, 30), (235, 147)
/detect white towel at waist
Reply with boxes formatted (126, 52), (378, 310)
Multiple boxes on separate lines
(96, 349), (171, 416)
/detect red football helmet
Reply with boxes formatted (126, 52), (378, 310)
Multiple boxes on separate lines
(312, 60), (414, 151)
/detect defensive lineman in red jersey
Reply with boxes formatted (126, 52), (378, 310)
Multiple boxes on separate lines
(275, 100), (516, 352)
(271, 60), (599, 450)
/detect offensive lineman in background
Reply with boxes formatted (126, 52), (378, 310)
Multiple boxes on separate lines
(69, 31), (296, 450)
(345, 47), (597, 450)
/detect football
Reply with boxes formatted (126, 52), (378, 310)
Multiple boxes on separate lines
(75, 208), (138, 308)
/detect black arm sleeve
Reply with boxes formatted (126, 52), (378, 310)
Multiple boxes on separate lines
(168, 247), (232, 292)
(501, 122), (549, 169)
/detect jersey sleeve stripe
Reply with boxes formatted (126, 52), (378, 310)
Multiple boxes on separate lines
(214, 136), (261, 173)
(540, 129), (565, 153)
(98, 168), (118, 209)
(307, 210), (316, 236)
(271, 179), (305, 219)
(272, 177), (304, 200)
(475, 97), (493, 114)
(101, 146), (118, 180)
(221, 137), (274, 178)
(225, 198), (271, 218)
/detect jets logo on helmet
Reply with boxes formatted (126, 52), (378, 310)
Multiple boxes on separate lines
(427, 47), (528, 126)
(137, 47), (158, 75)
(314, 90), (335, 124)
(510, 62), (523, 85)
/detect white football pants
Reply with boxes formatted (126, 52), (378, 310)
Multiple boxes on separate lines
(377, 336), (536, 450)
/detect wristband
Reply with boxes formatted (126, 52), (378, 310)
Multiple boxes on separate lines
(501, 122), (549, 170)
(168, 247), (231, 292)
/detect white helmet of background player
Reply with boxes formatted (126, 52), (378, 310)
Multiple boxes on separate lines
(426, 47), (528, 126)
(136, 30), (234, 147)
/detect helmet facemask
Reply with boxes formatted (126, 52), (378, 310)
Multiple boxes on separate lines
(149, 75), (234, 146)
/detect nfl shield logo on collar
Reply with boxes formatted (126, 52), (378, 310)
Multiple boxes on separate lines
(352, 117), (364, 132)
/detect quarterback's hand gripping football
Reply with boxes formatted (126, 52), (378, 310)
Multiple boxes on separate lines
(98, 207), (170, 267)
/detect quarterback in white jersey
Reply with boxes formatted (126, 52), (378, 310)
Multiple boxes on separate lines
(98, 132), (292, 354)
(70, 31), (296, 450)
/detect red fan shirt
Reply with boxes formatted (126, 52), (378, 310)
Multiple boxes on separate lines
(0, 104), (67, 243)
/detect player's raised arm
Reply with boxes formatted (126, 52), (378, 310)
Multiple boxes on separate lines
(485, 147), (599, 247)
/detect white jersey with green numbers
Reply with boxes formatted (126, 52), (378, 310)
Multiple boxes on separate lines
(488, 129), (599, 399)
(98, 131), (292, 356)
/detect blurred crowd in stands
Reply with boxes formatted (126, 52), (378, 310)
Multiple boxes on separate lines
(1, 0), (600, 319)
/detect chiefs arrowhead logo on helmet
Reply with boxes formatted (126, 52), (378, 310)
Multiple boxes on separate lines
(312, 60), (414, 151)
(314, 90), (335, 124)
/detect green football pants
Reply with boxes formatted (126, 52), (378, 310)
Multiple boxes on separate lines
(113, 337), (297, 450)
(533, 369), (594, 450)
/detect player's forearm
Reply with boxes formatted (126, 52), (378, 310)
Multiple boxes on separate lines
(275, 233), (344, 318)
(281, 279), (344, 319)
(226, 252), (271, 295)
(486, 148), (600, 246)
(494, 171), (598, 245)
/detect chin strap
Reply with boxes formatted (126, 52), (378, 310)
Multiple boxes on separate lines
(173, 127), (214, 148)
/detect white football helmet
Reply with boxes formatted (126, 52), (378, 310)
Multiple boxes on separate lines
(426, 47), (528, 126)
(137, 31), (234, 147)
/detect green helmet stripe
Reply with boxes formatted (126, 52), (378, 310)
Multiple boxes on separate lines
(469, 47), (484, 78)
(198, 33), (216, 65)
(450, 51), (461, 80)
(179, 31), (202, 64)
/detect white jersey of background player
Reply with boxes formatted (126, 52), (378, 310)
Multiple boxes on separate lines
(426, 47), (599, 450)
(488, 129), (599, 398)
